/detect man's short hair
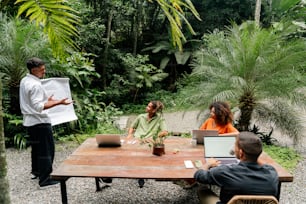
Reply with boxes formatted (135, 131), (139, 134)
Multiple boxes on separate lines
(26, 57), (45, 70)
(238, 131), (262, 159)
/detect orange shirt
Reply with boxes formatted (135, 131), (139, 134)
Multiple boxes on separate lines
(199, 118), (238, 134)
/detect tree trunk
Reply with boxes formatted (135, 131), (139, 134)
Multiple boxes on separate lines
(133, 0), (143, 55)
(0, 80), (11, 204)
(102, 9), (113, 88)
(255, 0), (262, 26)
(237, 89), (256, 131)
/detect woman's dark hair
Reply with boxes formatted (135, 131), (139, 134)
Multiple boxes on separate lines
(209, 101), (233, 126)
(26, 57), (45, 70)
(150, 100), (164, 114)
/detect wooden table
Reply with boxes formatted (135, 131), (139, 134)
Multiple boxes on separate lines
(51, 137), (293, 204)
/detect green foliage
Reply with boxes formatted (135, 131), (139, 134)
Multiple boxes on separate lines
(121, 53), (168, 102)
(3, 113), (26, 149)
(13, 133), (28, 150)
(15, 0), (80, 59)
(249, 124), (277, 145)
(151, 0), (201, 50)
(0, 15), (51, 115)
(49, 51), (100, 88)
(263, 144), (301, 172)
(187, 21), (306, 144)
(73, 89), (123, 133)
(190, 0), (256, 33)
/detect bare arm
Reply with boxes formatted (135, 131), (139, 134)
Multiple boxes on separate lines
(127, 127), (134, 139)
(44, 95), (72, 110)
(219, 131), (239, 136)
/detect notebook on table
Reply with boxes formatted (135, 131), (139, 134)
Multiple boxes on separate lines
(95, 134), (122, 147)
(192, 130), (219, 144)
(203, 135), (239, 165)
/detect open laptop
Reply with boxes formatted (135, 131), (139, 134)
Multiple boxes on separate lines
(96, 134), (122, 147)
(192, 130), (219, 144)
(203, 135), (239, 165)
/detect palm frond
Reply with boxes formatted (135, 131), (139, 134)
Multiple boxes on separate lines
(154, 0), (200, 51)
(253, 99), (305, 145)
(15, 0), (80, 58)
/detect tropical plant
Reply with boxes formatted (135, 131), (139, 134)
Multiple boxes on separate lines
(0, 15), (50, 115)
(121, 53), (168, 102)
(188, 21), (306, 145)
(15, 0), (80, 59)
(249, 124), (277, 145)
(140, 131), (168, 148)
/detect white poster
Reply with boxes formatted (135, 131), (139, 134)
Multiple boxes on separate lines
(41, 78), (78, 126)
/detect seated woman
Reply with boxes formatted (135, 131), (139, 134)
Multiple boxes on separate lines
(200, 101), (239, 136)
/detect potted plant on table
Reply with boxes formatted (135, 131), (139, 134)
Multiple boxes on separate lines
(140, 131), (168, 156)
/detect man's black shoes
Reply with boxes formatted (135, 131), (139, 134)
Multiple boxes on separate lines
(31, 171), (40, 179)
(39, 178), (59, 187)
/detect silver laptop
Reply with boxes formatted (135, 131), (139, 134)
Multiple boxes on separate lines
(204, 136), (239, 165)
(192, 130), (219, 144)
(96, 134), (122, 147)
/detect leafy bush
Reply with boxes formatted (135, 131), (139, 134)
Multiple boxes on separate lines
(263, 145), (301, 172)
(3, 113), (26, 148)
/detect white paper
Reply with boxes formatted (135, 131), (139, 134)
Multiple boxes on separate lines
(41, 78), (78, 126)
(184, 160), (194, 169)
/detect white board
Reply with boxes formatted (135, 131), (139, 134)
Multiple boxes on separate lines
(41, 78), (78, 126)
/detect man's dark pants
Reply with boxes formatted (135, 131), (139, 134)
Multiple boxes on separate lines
(27, 123), (55, 185)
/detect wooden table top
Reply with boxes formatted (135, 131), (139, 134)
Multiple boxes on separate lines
(51, 137), (293, 182)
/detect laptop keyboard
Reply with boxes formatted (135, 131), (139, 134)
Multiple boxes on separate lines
(218, 158), (238, 165)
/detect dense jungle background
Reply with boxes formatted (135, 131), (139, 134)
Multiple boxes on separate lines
(0, 0), (305, 148)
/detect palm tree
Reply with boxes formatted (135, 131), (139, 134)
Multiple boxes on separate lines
(188, 21), (306, 144)
(0, 16), (49, 115)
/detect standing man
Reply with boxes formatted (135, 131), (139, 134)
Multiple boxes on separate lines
(194, 131), (279, 204)
(19, 57), (71, 187)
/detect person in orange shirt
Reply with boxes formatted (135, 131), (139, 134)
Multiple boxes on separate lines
(200, 101), (239, 136)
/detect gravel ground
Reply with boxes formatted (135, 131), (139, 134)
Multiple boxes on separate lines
(6, 111), (306, 204)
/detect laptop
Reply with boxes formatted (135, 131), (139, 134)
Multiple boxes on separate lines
(192, 130), (219, 144)
(203, 135), (239, 165)
(96, 134), (122, 147)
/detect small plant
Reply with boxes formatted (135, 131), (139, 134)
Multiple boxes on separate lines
(249, 124), (277, 145)
(14, 133), (29, 150)
(140, 131), (168, 148)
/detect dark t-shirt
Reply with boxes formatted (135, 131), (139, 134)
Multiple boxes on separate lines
(194, 162), (279, 204)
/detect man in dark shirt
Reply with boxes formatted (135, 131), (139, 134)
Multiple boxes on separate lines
(194, 131), (279, 204)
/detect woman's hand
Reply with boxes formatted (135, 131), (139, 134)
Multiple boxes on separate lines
(158, 131), (168, 137)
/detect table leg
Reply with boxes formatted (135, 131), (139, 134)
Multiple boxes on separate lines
(60, 180), (68, 204)
(138, 179), (145, 188)
(95, 177), (101, 191)
(276, 182), (281, 201)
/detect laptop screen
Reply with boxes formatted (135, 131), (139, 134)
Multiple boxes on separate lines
(204, 136), (236, 158)
(96, 134), (122, 147)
